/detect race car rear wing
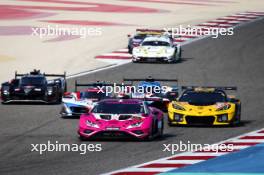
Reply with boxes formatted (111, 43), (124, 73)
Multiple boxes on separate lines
(126, 28), (174, 40)
(134, 28), (173, 37)
(127, 97), (166, 102)
(136, 29), (165, 33)
(15, 70), (66, 79)
(123, 76), (178, 83)
(43, 73), (66, 78)
(181, 86), (237, 91)
(74, 81), (132, 92)
(136, 28), (173, 33)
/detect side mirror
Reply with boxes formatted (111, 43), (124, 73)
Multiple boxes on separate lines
(127, 34), (131, 38)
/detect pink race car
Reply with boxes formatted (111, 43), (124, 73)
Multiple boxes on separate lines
(78, 99), (164, 140)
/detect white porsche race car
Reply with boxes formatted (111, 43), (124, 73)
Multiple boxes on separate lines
(132, 36), (181, 63)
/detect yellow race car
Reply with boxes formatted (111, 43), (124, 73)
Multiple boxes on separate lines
(168, 86), (241, 126)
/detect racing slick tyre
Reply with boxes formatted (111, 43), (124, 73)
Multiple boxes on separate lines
(175, 46), (182, 63)
(1, 101), (7, 104)
(230, 116), (241, 127)
(1, 97), (8, 104)
(230, 114), (241, 127)
(230, 106), (241, 127)
(79, 135), (89, 141)
(52, 86), (62, 104)
(56, 98), (62, 104)
(157, 119), (164, 138)
(56, 93), (62, 103)
(145, 134), (154, 141)
(128, 46), (132, 54)
(144, 120), (157, 141)
(168, 51), (181, 64)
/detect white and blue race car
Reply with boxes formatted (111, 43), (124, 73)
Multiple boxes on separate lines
(132, 35), (181, 63)
(60, 82), (111, 117)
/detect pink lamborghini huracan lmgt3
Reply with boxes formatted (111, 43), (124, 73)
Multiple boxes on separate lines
(78, 99), (164, 140)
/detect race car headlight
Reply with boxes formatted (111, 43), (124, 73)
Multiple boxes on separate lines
(47, 88), (53, 95)
(86, 120), (99, 128)
(34, 88), (42, 91)
(3, 90), (9, 95)
(217, 114), (228, 122)
(216, 104), (231, 111)
(166, 49), (175, 56)
(174, 113), (183, 122)
(172, 103), (186, 111)
(127, 121), (143, 129)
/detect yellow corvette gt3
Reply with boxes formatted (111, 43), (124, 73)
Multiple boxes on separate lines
(168, 86), (241, 126)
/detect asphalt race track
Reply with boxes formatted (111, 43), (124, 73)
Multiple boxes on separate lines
(0, 18), (264, 175)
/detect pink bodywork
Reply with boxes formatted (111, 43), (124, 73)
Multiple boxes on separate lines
(78, 100), (163, 139)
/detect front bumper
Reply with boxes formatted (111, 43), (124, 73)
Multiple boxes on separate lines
(1, 94), (57, 104)
(78, 126), (150, 140)
(168, 111), (235, 126)
(132, 56), (173, 63)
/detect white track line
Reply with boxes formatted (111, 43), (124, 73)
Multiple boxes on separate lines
(104, 127), (264, 175)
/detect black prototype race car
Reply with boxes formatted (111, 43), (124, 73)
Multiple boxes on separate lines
(1, 69), (67, 104)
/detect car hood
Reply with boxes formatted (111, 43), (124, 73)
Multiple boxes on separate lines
(80, 113), (147, 129)
(174, 102), (234, 113)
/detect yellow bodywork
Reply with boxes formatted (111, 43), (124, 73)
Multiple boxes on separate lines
(137, 31), (163, 35)
(168, 101), (238, 125)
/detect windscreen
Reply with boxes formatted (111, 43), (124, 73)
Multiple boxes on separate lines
(20, 77), (46, 86)
(92, 102), (144, 114)
(179, 92), (226, 105)
(80, 91), (107, 100)
(138, 81), (162, 94)
(142, 41), (170, 46)
(134, 34), (147, 40)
